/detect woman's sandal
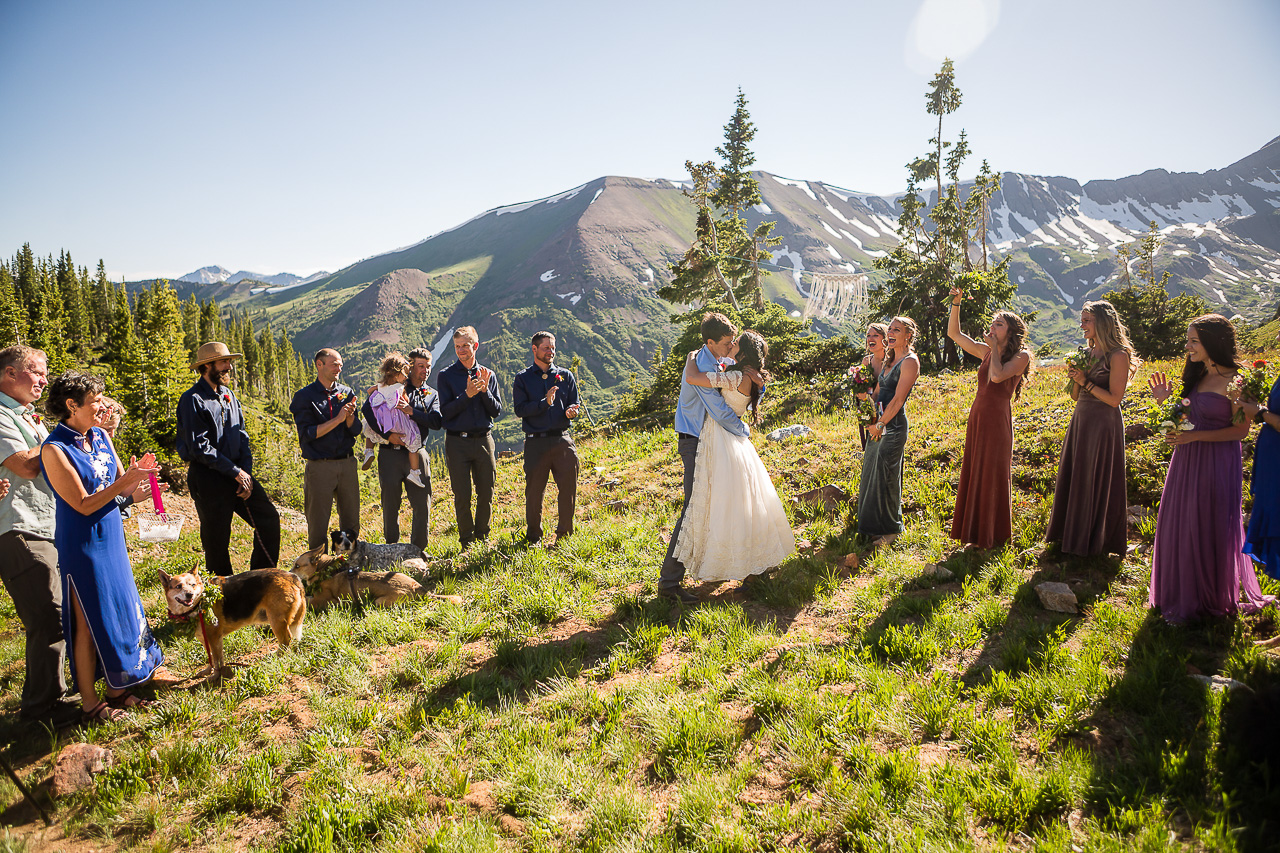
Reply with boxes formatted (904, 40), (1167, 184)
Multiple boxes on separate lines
(82, 701), (127, 725)
(105, 691), (155, 711)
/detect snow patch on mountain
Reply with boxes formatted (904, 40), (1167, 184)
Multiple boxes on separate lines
(770, 246), (805, 290)
(770, 175), (818, 201)
(849, 218), (878, 239)
(540, 270), (559, 282)
(495, 183), (587, 217)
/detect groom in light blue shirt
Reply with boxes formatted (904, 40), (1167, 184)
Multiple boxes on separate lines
(658, 312), (746, 603)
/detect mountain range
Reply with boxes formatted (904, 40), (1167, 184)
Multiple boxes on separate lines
(157, 135), (1280, 441)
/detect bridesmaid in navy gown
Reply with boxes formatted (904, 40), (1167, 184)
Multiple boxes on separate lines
(1147, 316), (1274, 624)
(1229, 330), (1280, 583)
(40, 371), (162, 724)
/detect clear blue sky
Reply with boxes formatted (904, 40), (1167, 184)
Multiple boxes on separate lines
(2, 0), (1277, 281)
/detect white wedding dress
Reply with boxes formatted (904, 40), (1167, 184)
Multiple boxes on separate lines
(672, 374), (796, 581)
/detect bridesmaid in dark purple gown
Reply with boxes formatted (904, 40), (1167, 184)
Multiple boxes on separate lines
(1047, 301), (1137, 556)
(1147, 314), (1274, 624)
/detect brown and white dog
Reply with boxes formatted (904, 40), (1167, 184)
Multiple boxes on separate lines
(158, 568), (306, 675)
(291, 544), (462, 611)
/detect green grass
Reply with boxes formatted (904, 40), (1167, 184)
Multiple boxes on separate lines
(2, 352), (1279, 850)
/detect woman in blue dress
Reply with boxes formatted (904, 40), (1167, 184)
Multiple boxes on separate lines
(40, 371), (163, 723)
(1229, 332), (1280, 592)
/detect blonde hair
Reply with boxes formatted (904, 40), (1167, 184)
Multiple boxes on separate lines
(378, 352), (409, 385)
(452, 326), (479, 345)
(885, 316), (918, 364)
(1083, 300), (1140, 377)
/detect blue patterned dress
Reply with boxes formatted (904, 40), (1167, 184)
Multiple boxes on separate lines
(42, 423), (162, 688)
(1245, 377), (1280, 578)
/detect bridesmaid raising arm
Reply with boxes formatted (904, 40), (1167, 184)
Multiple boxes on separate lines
(946, 287), (1033, 550)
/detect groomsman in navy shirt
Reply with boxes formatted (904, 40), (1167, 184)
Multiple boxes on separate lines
(290, 348), (363, 550)
(437, 326), (502, 548)
(512, 331), (580, 546)
(178, 341), (281, 575)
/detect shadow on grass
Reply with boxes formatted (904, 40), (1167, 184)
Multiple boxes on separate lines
(1079, 609), (1280, 849)
(960, 551), (1124, 687)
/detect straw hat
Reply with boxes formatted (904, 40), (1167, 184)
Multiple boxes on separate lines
(190, 341), (243, 370)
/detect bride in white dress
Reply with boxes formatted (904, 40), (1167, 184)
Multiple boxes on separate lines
(672, 331), (796, 582)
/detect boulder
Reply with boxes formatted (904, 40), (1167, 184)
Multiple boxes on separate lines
(766, 424), (811, 442)
(796, 484), (849, 513)
(1189, 674), (1252, 693)
(1035, 581), (1078, 614)
(52, 742), (113, 797)
(925, 563), (955, 581)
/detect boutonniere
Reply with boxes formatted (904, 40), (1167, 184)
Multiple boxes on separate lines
(717, 363), (726, 372)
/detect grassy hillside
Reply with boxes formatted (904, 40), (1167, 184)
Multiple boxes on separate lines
(6, 350), (1277, 851)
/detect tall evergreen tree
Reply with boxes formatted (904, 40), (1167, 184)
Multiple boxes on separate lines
(0, 263), (24, 346)
(869, 59), (1015, 370)
(661, 89), (779, 311)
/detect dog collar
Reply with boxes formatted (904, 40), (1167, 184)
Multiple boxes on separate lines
(167, 596), (203, 623)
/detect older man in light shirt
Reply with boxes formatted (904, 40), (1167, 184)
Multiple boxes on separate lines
(0, 345), (78, 725)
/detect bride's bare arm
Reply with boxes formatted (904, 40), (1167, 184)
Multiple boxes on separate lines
(684, 351), (741, 389)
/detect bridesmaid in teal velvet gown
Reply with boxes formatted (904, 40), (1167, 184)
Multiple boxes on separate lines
(857, 317), (920, 547)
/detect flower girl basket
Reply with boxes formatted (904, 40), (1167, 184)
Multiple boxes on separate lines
(136, 472), (185, 543)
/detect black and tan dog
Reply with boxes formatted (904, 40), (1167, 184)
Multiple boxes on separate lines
(291, 544), (462, 611)
(158, 568), (306, 675)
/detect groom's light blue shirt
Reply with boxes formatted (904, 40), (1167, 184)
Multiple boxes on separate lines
(673, 346), (749, 438)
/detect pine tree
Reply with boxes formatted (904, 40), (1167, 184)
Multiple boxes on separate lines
(0, 263), (25, 346)
(181, 294), (201, 354)
(1104, 221), (1207, 359)
(661, 89), (779, 311)
(55, 249), (89, 351)
(869, 59), (1016, 370)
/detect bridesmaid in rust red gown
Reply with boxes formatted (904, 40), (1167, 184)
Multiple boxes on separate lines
(1046, 301), (1137, 555)
(946, 287), (1033, 549)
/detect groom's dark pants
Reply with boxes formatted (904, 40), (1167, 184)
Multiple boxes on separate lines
(659, 432), (699, 591)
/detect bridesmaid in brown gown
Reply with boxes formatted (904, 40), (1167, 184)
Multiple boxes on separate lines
(946, 287), (1033, 549)
(1046, 300), (1137, 555)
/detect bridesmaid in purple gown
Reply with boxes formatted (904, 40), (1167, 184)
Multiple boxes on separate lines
(1147, 314), (1275, 623)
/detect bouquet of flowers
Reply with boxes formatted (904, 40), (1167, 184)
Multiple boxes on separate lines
(1147, 396), (1195, 436)
(1230, 360), (1272, 423)
(842, 364), (879, 426)
(1063, 347), (1095, 393)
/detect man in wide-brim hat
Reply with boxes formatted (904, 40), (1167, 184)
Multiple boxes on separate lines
(176, 341), (280, 576)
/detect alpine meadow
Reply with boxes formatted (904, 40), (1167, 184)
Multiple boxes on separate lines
(2, 60), (1280, 853)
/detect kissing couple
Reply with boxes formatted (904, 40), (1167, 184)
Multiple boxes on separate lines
(657, 313), (796, 603)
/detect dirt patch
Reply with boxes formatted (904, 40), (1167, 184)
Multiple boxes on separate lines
(461, 780), (525, 835)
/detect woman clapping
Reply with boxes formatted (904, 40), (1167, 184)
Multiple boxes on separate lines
(1046, 301), (1137, 556)
(946, 288), (1033, 550)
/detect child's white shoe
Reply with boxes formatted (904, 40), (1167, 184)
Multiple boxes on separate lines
(361, 446), (376, 470)
(406, 469), (426, 489)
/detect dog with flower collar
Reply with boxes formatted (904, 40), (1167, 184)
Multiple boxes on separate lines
(158, 568), (305, 676)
